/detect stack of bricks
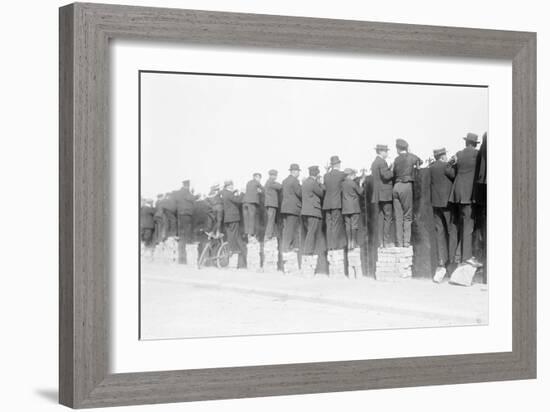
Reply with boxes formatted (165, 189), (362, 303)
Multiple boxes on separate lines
(185, 243), (198, 267)
(262, 238), (279, 272)
(282, 251), (300, 274)
(375, 246), (413, 281)
(246, 238), (262, 271)
(347, 249), (362, 279)
(300, 255), (317, 276)
(328, 249), (346, 277)
(153, 237), (178, 264)
(227, 253), (240, 269)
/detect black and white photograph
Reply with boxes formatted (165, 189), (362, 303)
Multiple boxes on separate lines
(139, 70), (488, 340)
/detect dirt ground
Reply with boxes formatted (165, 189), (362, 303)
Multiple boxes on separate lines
(140, 261), (488, 340)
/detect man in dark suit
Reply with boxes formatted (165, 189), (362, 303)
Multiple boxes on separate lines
(429, 148), (458, 271)
(392, 139), (423, 247)
(322, 155), (347, 250)
(281, 163), (302, 252)
(163, 191), (178, 238)
(301, 166), (326, 256)
(207, 184), (223, 236)
(371, 144), (394, 247)
(140, 198), (156, 248)
(449, 132), (482, 267)
(264, 169), (282, 241)
(342, 168), (365, 250)
(153, 193), (165, 244)
(243, 173), (263, 240)
(220, 180), (247, 268)
(174, 180), (199, 264)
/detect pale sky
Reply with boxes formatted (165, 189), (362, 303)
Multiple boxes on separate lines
(140, 72), (488, 198)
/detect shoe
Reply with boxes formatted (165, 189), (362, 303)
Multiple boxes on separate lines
(465, 257), (483, 268)
(433, 266), (447, 283)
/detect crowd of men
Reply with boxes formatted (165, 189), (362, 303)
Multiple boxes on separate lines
(141, 131), (487, 274)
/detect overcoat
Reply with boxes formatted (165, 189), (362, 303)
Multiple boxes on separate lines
(243, 179), (263, 204)
(221, 189), (243, 223)
(449, 147), (478, 204)
(281, 175), (302, 216)
(301, 177), (325, 218)
(264, 179), (282, 208)
(173, 187), (196, 216)
(429, 160), (456, 208)
(370, 156), (394, 203)
(322, 169), (346, 210)
(342, 178), (364, 215)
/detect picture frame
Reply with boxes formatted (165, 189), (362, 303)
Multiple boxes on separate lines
(59, 2), (536, 408)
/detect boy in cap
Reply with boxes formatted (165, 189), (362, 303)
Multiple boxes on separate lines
(264, 169), (283, 241)
(322, 155), (348, 250)
(371, 144), (394, 247)
(448, 132), (483, 268)
(301, 166), (326, 255)
(281, 164), (302, 252)
(220, 180), (247, 268)
(429, 148), (458, 280)
(392, 138), (423, 248)
(243, 173), (263, 241)
(342, 168), (366, 250)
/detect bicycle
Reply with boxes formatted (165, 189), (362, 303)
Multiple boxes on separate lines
(197, 231), (231, 269)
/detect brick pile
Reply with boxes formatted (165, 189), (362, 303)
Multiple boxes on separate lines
(185, 243), (199, 267)
(328, 249), (346, 277)
(282, 251), (300, 274)
(375, 246), (413, 281)
(227, 253), (240, 269)
(246, 238), (262, 271)
(300, 255), (317, 276)
(152, 237), (178, 263)
(262, 238), (280, 272)
(347, 249), (362, 279)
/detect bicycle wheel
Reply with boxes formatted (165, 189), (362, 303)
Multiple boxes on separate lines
(197, 242), (212, 269)
(216, 242), (230, 269)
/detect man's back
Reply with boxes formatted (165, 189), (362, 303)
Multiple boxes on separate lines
(243, 179), (262, 204)
(301, 177), (324, 218)
(393, 152), (422, 183)
(264, 179), (282, 208)
(450, 147), (478, 204)
(174, 188), (195, 215)
(429, 160), (455, 208)
(281, 175), (301, 215)
(322, 169), (346, 210)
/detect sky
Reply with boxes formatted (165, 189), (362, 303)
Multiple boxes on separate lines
(140, 72), (488, 198)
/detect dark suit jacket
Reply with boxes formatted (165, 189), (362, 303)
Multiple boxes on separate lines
(370, 156), (394, 203)
(393, 152), (423, 183)
(140, 206), (155, 229)
(429, 160), (455, 208)
(301, 177), (325, 218)
(173, 188), (196, 215)
(163, 193), (177, 214)
(281, 175), (302, 216)
(342, 178), (364, 215)
(264, 179), (282, 208)
(243, 179), (263, 204)
(450, 147), (478, 204)
(322, 169), (346, 210)
(221, 189), (243, 223)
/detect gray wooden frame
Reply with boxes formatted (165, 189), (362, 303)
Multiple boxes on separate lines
(59, 2), (536, 408)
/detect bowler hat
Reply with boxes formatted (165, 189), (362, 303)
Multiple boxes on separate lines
(344, 168), (356, 175)
(268, 169), (278, 176)
(182, 179), (190, 186)
(253, 172), (262, 178)
(433, 148), (447, 157)
(396, 138), (409, 150)
(330, 155), (342, 165)
(463, 132), (479, 144)
(375, 144), (389, 151)
(223, 180), (233, 187)
(308, 165), (320, 176)
(289, 163), (301, 171)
